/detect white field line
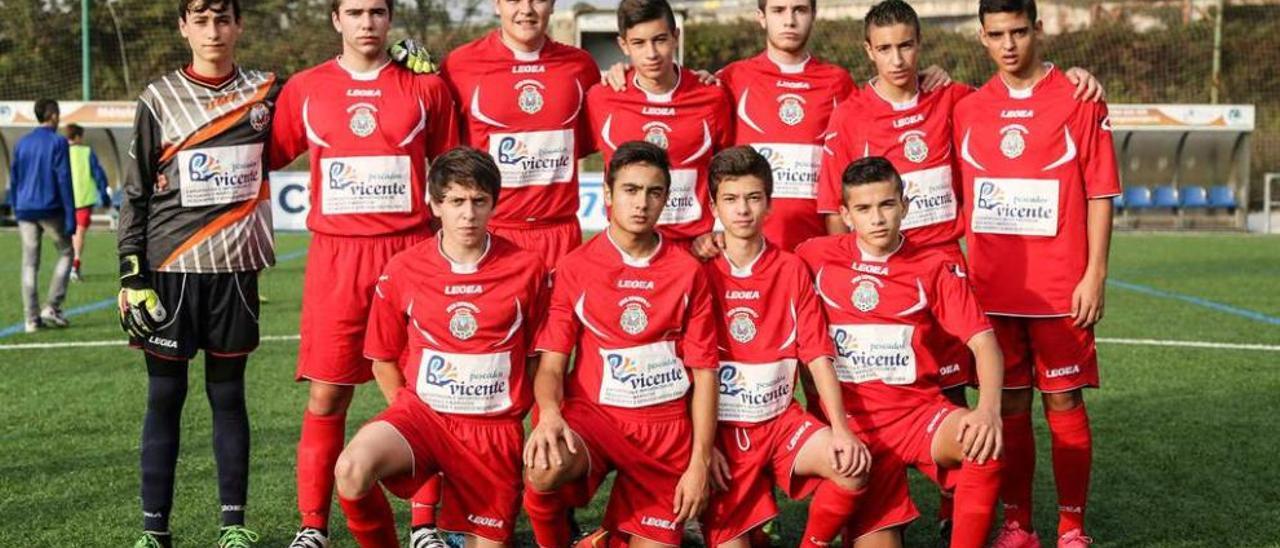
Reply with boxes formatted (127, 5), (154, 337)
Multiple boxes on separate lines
(0, 335), (1277, 352)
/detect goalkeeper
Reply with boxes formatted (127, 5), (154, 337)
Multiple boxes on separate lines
(116, 0), (281, 546)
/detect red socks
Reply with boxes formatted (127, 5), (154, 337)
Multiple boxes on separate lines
(1047, 405), (1092, 535)
(297, 410), (346, 529)
(524, 487), (571, 548)
(951, 458), (1003, 548)
(411, 475), (442, 528)
(999, 412), (1035, 530)
(339, 487), (399, 548)
(801, 481), (866, 547)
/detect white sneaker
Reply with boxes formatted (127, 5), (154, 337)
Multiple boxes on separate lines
(70, 268), (83, 283)
(40, 307), (69, 328)
(24, 319), (42, 333)
(287, 528), (329, 548)
(411, 527), (448, 548)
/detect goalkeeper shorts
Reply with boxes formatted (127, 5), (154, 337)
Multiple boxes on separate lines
(129, 271), (261, 361)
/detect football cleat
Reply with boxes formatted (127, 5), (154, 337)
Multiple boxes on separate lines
(411, 526), (449, 548)
(132, 531), (172, 548)
(215, 525), (259, 548)
(40, 307), (69, 328)
(1057, 529), (1094, 548)
(572, 528), (609, 548)
(991, 521), (1042, 548)
(936, 518), (952, 548)
(287, 527), (329, 548)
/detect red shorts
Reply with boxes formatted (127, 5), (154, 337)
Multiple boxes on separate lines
(560, 399), (692, 546)
(762, 198), (825, 251)
(374, 390), (524, 543)
(929, 243), (973, 389)
(74, 207), (92, 229)
(703, 405), (825, 546)
(988, 315), (1099, 392)
(490, 218), (582, 269)
(843, 399), (961, 542)
(296, 230), (429, 384)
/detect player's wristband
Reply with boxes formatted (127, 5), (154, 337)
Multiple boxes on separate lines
(119, 253), (151, 290)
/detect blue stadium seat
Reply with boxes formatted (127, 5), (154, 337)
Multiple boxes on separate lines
(1209, 185), (1238, 211)
(1122, 186), (1153, 209)
(1112, 193), (1125, 211)
(1152, 185), (1180, 208)
(1180, 185), (1210, 209)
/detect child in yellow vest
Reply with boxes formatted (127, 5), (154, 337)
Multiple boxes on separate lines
(63, 123), (111, 282)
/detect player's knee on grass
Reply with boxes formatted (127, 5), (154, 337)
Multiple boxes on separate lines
(1042, 389), (1084, 412)
(307, 381), (355, 416)
(1001, 387), (1034, 415)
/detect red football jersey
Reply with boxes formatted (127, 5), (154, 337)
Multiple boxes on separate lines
(719, 53), (855, 250)
(442, 32), (601, 227)
(704, 242), (833, 426)
(364, 235), (547, 420)
(586, 68), (734, 241)
(536, 232), (719, 421)
(271, 59), (458, 236)
(953, 66), (1121, 316)
(818, 81), (973, 248)
(796, 235), (991, 417)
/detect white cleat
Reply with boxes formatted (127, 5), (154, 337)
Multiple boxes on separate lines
(410, 526), (449, 548)
(287, 527), (329, 548)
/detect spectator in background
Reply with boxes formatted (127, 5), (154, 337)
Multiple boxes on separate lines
(64, 123), (111, 282)
(8, 98), (75, 333)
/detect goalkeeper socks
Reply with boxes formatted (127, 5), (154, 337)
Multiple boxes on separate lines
(524, 487), (572, 548)
(339, 487), (399, 548)
(206, 354), (250, 527)
(411, 475), (442, 528)
(297, 409), (346, 530)
(999, 412), (1035, 530)
(801, 480), (866, 546)
(1047, 405), (1092, 536)
(952, 458), (1003, 548)
(141, 355), (190, 533)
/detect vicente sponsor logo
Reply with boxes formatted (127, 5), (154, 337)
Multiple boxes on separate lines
(188, 152), (259, 188)
(327, 161), (407, 197)
(832, 328), (912, 368)
(605, 353), (684, 389)
(976, 181), (1053, 221)
(424, 356), (508, 397)
(718, 365), (791, 406)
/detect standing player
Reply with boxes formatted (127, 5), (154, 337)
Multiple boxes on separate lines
(65, 123), (112, 282)
(587, 0), (734, 254)
(269, 1), (458, 546)
(798, 157), (1006, 548)
(955, 2), (1119, 546)
(699, 146), (871, 548)
(522, 141), (719, 548)
(117, 1), (279, 546)
(331, 147), (546, 548)
(441, 0), (600, 268)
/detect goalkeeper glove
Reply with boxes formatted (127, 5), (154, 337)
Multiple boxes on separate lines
(390, 38), (438, 75)
(118, 254), (167, 339)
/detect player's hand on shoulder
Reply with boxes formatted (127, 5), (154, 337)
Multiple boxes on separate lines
(389, 38), (439, 75)
(690, 231), (725, 261)
(693, 69), (720, 86)
(1064, 66), (1106, 102)
(603, 62), (630, 92)
(920, 65), (953, 92)
(957, 406), (1002, 464)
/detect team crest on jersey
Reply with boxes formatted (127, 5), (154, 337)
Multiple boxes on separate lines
(620, 302), (649, 335)
(448, 306), (479, 340)
(249, 103), (271, 132)
(999, 124), (1028, 159)
(852, 279), (881, 312)
(901, 130), (929, 163)
(515, 79), (545, 115)
(729, 311), (758, 344)
(349, 104), (378, 138)
(642, 121), (671, 150)
(777, 94), (806, 126)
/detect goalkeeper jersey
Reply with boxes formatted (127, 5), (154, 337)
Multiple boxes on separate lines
(118, 67), (282, 274)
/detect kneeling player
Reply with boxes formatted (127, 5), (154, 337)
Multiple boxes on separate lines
(523, 141), (719, 548)
(332, 148), (548, 548)
(796, 157), (1004, 548)
(699, 147), (872, 548)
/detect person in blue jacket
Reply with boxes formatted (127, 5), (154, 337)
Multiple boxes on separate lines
(8, 98), (75, 332)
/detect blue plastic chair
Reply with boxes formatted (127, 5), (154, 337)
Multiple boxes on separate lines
(1152, 185), (1180, 208)
(1179, 185), (1210, 209)
(1209, 185), (1238, 211)
(1122, 186), (1153, 209)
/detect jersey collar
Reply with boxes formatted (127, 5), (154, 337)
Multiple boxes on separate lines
(855, 234), (905, 263)
(437, 234), (493, 274)
(335, 56), (392, 81)
(497, 31), (544, 62)
(866, 77), (920, 111)
(723, 238), (769, 278)
(606, 229), (663, 268)
(765, 51), (811, 74)
(1002, 63), (1056, 100)
(633, 66), (683, 103)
